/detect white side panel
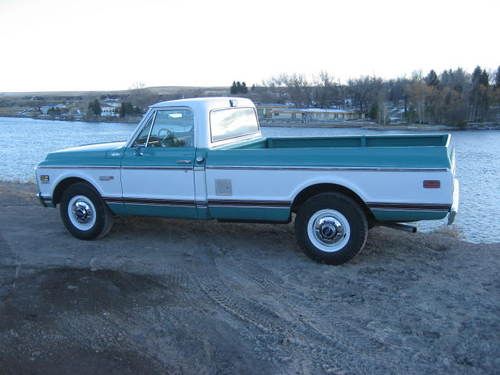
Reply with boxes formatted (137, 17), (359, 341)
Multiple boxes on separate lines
(35, 167), (122, 199)
(205, 169), (454, 205)
(121, 169), (194, 201)
(194, 167), (207, 204)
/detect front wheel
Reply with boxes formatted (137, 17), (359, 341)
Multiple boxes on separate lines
(60, 182), (113, 240)
(295, 192), (368, 265)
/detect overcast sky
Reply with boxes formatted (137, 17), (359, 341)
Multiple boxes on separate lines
(0, 0), (498, 92)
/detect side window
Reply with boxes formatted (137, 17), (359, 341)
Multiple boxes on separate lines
(147, 109), (194, 148)
(132, 115), (153, 147)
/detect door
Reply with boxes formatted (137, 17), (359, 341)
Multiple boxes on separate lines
(120, 108), (197, 218)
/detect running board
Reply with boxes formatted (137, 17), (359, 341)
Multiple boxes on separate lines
(379, 222), (417, 233)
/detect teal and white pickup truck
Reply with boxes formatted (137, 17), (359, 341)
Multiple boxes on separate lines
(36, 97), (459, 264)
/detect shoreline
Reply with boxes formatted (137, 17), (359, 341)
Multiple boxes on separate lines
(2, 115), (498, 131)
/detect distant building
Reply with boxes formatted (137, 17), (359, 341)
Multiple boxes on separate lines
(100, 99), (121, 117)
(100, 105), (119, 117)
(257, 105), (364, 123)
(40, 103), (66, 115)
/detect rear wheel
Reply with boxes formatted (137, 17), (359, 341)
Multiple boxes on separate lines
(295, 192), (368, 265)
(60, 183), (113, 240)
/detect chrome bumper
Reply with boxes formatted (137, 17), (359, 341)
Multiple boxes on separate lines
(37, 192), (54, 208)
(448, 178), (459, 225)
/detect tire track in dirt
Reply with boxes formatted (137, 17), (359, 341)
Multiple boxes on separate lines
(192, 243), (394, 374)
(220, 249), (398, 365)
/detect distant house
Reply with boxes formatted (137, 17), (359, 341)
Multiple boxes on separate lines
(40, 103), (66, 115)
(257, 105), (364, 123)
(101, 105), (118, 117)
(100, 99), (121, 117)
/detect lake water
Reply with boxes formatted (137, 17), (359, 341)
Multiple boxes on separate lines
(1, 116), (498, 243)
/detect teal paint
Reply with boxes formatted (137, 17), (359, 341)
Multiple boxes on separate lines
(39, 134), (452, 170)
(209, 206), (290, 222)
(207, 134), (452, 170)
(123, 204), (198, 219)
(39, 142), (125, 167)
(196, 206), (210, 219)
(107, 202), (127, 215)
(222, 134), (448, 149)
(372, 209), (448, 222)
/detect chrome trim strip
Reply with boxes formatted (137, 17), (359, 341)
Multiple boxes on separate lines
(206, 166), (448, 172)
(103, 196), (450, 212)
(37, 166), (120, 170)
(208, 199), (290, 207)
(371, 208), (450, 213)
(37, 165), (191, 170)
(38, 165), (447, 172)
(104, 197), (195, 206)
(209, 205), (288, 209)
(368, 202), (451, 211)
(122, 166), (192, 170)
(103, 197), (290, 209)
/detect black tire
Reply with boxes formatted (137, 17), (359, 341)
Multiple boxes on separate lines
(59, 182), (113, 240)
(295, 192), (368, 265)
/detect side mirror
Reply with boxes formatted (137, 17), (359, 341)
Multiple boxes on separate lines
(134, 145), (145, 156)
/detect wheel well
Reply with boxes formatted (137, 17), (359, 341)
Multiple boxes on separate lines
(291, 183), (374, 222)
(52, 177), (98, 205)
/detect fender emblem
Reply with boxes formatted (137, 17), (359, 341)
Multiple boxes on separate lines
(99, 176), (114, 181)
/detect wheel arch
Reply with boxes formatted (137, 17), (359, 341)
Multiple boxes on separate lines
(291, 183), (374, 223)
(52, 176), (101, 205)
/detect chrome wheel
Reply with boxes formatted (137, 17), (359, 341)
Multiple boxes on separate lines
(67, 195), (96, 231)
(307, 209), (351, 252)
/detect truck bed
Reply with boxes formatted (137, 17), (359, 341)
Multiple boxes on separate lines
(229, 134), (449, 149)
(210, 134), (453, 170)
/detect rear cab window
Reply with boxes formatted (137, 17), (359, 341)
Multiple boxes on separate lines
(210, 107), (259, 143)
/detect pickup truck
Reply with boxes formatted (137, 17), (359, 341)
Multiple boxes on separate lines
(36, 97), (459, 265)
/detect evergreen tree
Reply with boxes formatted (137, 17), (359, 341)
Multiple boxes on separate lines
(88, 99), (101, 116)
(471, 66), (482, 88)
(241, 82), (248, 94)
(479, 70), (489, 87)
(368, 103), (378, 120)
(469, 66), (489, 121)
(230, 81), (237, 94)
(425, 70), (439, 87)
(230, 80), (249, 94)
(495, 66), (500, 89)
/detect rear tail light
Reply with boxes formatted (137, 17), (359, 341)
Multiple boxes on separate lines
(423, 180), (440, 189)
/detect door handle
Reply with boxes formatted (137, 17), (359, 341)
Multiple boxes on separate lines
(176, 159), (192, 164)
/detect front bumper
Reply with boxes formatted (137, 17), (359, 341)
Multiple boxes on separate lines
(37, 193), (54, 208)
(448, 178), (459, 225)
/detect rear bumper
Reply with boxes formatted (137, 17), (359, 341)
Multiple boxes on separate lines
(37, 193), (54, 208)
(448, 178), (459, 225)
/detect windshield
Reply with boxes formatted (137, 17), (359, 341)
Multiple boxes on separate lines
(210, 107), (259, 142)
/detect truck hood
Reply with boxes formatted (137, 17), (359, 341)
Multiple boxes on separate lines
(39, 141), (126, 167)
(51, 141), (126, 154)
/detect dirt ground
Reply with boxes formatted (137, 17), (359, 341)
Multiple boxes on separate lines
(0, 181), (499, 374)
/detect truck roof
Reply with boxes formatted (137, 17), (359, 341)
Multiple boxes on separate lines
(143, 96), (261, 149)
(150, 97), (255, 112)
